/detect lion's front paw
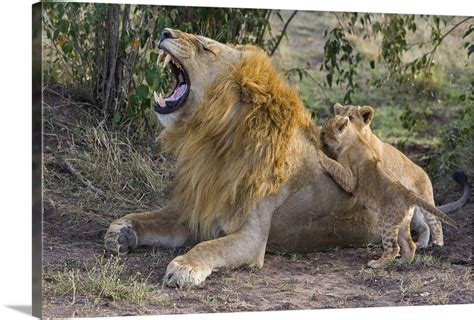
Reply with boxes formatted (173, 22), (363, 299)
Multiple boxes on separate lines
(163, 256), (212, 287)
(104, 219), (138, 255)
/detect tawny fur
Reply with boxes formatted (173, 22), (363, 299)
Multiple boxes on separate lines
(319, 116), (456, 267)
(105, 29), (466, 286)
(333, 103), (444, 247)
(161, 47), (318, 240)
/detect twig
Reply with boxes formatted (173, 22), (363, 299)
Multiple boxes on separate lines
(332, 12), (348, 31)
(256, 10), (272, 46)
(270, 11), (298, 56)
(425, 16), (473, 72)
(70, 271), (77, 306)
(61, 159), (104, 195)
(285, 68), (330, 101)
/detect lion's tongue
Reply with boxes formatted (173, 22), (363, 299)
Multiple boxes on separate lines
(166, 84), (188, 102)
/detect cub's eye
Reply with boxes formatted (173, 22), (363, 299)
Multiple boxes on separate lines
(348, 115), (354, 120)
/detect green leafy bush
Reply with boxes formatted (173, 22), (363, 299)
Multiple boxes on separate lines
(43, 3), (294, 126)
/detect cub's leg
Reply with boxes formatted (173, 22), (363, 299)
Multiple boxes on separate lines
(411, 208), (430, 248)
(423, 210), (444, 246)
(368, 218), (401, 268)
(399, 206), (417, 264)
(104, 206), (192, 255)
(163, 187), (289, 287)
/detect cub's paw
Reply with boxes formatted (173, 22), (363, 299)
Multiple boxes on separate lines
(163, 256), (212, 287)
(431, 238), (444, 247)
(104, 219), (138, 255)
(367, 258), (391, 269)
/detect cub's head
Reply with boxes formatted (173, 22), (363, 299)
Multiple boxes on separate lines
(154, 28), (241, 127)
(320, 115), (356, 154)
(333, 103), (374, 139)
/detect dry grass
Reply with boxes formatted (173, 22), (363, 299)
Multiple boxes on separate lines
(43, 92), (175, 221)
(43, 255), (158, 306)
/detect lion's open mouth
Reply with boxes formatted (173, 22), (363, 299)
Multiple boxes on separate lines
(153, 48), (190, 114)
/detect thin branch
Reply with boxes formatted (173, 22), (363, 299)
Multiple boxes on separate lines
(61, 159), (104, 195)
(426, 16), (473, 71)
(332, 12), (348, 31)
(269, 11), (298, 56)
(256, 9), (272, 46)
(285, 68), (330, 101)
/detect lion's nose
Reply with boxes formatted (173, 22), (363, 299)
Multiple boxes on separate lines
(160, 29), (174, 42)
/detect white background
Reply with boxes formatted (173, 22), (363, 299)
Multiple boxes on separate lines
(0, 0), (472, 319)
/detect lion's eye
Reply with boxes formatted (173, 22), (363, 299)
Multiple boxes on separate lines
(202, 45), (215, 55)
(348, 115), (354, 120)
(197, 39), (216, 55)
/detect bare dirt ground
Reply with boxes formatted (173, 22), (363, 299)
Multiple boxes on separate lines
(41, 92), (473, 318)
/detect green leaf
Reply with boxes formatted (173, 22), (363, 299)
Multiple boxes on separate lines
(435, 16), (441, 28)
(136, 84), (149, 99)
(463, 25), (474, 39)
(468, 44), (474, 58)
(145, 69), (156, 87)
(112, 112), (121, 124)
(129, 94), (140, 107)
(326, 73), (333, 88)
(150, 51), (158, 64)
(59, 20), (69, 33)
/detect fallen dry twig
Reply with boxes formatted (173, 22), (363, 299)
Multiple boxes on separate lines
(61, 159), (105, 195)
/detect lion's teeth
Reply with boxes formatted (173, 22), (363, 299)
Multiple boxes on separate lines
(157, 50), (165, 64)
(158, 93), (166, 107)
(154, 91), (166, 107)
(163, 54), (172, 68)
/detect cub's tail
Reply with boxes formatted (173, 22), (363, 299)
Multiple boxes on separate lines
(437, 172), (470, 214)
(405, 190), (458, 227)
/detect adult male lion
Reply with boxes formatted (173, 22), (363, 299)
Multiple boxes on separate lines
(104, 28), (467, 287)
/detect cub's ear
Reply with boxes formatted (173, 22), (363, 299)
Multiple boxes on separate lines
(359, 105), (374, 125)
(333, 103), (345, 115)
(337, 116), (349, 132)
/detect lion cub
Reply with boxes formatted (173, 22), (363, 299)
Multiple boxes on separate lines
(333, 103), (442, 249)
(318, 116), (456, 268)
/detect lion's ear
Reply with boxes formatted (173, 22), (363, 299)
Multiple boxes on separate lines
(359, 106), (374, 125)
(333, 103), (345, 115)
(239, 78), (267, 103)
(240, 86), (253, 103)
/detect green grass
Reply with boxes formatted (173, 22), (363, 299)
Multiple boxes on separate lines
(278, 282), (296, 292)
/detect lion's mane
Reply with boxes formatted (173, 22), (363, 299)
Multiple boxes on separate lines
(161, 46), (319, 239)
